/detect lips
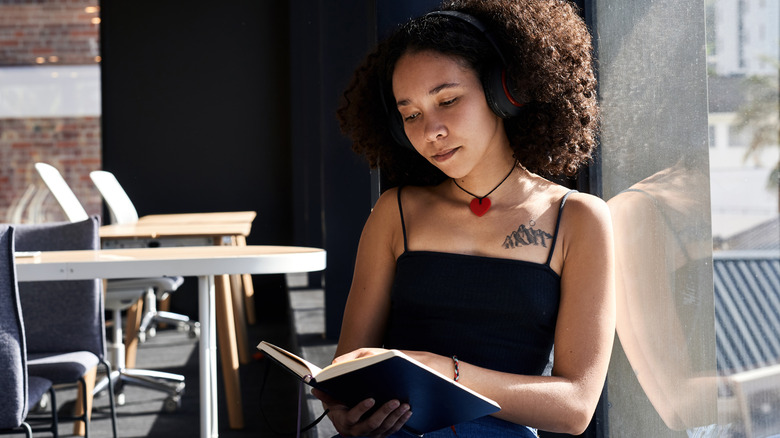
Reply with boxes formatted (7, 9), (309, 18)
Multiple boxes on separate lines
(431, 147), (459, 162)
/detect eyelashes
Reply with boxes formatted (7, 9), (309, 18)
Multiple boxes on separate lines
(401, 97), (460, 123)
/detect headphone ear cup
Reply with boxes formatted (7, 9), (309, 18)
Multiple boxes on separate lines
(483, 64), (524, 119)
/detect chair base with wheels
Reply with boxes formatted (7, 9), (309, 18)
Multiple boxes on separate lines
(136, 277), (200, 343)
(93, 279), (187, 411)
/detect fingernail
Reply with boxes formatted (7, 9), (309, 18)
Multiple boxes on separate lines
(389, 400), (400, 409)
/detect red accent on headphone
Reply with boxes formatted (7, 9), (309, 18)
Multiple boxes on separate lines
(502, 69), (524, 108)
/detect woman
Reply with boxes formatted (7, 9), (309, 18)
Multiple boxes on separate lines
(314, 1), (615, 436)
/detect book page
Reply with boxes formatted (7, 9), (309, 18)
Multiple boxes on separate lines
(257, 341), (322, 378)
(316, 349), (400, 381)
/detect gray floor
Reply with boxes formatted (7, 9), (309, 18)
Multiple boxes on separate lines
(24, 274), (335, 438)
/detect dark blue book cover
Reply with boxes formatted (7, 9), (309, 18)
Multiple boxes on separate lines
(258, 341), (500, 435)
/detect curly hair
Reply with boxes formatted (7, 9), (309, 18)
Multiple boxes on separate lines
(337, 0), (599, 186)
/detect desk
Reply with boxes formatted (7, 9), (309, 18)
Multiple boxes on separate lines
(136, 211), (257, 225)
(100, 218), (257, 329)
(99, 217), (259, 430)
(16, 245), (326, 438)
(99, 222), (252, 241)
(127, 213), (260, 326)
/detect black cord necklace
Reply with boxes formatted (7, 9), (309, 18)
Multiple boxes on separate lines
(452, 160), (518, 217)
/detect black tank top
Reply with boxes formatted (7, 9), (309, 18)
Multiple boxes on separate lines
(383, 188), (576, 376)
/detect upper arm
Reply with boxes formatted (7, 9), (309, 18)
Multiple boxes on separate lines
(336, 188), (403, 357)
(551, 194), (616, 402)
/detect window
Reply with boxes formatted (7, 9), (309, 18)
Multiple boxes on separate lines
(595, 0), (779, 435)
(709, 125), (717, 148)
(728, 125), (751, 148)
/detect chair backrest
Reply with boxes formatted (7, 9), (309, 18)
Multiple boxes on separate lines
(89, 170), (139, 224)
(34, 162), (90, 223)
(5, 184), (36, 223)
(0, 225), (28, 428)
(11, 217), (105, 359)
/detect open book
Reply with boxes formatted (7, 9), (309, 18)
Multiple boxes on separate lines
(257, 341), (501, 435)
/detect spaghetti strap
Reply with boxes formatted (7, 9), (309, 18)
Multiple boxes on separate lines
(545, 190), (577, 266)
(397, 186), (408, 252)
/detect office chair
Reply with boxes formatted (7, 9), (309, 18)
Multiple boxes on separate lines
(89, 170), (200, 342)
(33, 163), (187, 411)
(0, 225), (58, 438)
(10, 218), (118, 437)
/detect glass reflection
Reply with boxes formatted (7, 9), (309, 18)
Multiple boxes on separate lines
(607, 157), (720, 435)
(596, 0), (721, 435)
(598, 0), (779, 436)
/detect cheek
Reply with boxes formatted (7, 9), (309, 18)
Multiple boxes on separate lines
(404, 121), (433, 152)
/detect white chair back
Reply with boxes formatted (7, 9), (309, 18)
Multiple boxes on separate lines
(89, 171), (139, 224)
(34, 162), (89, 222)
(5, 184), (36, 223)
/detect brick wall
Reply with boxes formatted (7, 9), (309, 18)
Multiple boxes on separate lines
(0, 0), (102, 224)
(0, 0), (100, 66)
(0, 117), (102, 223)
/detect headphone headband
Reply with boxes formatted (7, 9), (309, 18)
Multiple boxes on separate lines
(424, 10), (508, 65)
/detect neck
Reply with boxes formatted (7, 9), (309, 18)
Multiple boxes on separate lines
(452, 158), (518, 200)
(452, 156), (518, 197)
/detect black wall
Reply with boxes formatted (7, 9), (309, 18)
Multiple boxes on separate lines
(100, 1), (293, 246)
(289, 0), (374, 339)
(100, 1), (382, 332)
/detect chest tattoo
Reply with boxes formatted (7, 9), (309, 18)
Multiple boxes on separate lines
(502, 220), (553, 249)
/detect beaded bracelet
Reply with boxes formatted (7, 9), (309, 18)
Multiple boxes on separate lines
(452, 355), (460, 382)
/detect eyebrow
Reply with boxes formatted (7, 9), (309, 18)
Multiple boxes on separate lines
(396, 82), (461, 107)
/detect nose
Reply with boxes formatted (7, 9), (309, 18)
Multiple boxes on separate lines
(423, 113), (448, 143)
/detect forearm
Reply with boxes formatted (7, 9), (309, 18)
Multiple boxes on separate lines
(406, 351), (601, 435)
(462, 362), (597, 434)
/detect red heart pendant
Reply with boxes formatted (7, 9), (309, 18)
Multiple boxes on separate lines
(469, 197), (491, 217)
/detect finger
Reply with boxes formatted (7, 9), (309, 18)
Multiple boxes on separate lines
(359, 399), (407, 434)
(344, 398), (377, 425)
(385, 411), (413, 437)
(379, 403), (412, 436)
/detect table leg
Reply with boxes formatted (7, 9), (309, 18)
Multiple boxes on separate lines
(215, 274), (245, 428)
(198, 275), (218, 438)
(229, 271), (251, 365)
(216, 237), (250, 365)
(124, 298), (144, 369)
(234, 235), (256, 325)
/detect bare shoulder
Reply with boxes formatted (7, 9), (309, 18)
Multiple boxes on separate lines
(371, 187), (400, 217)
(362, 187), (409, 258)
(562, 191), (612, 233)
(367, 185), (445, 226)
(554, 191), (614, 272)
(362, 187), (402, 238)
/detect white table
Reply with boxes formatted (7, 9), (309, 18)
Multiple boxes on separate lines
(16, 245), (326, 438)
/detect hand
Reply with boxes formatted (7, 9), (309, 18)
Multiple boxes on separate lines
(312, 388), (412, 438)
(332, 347), (389, 365)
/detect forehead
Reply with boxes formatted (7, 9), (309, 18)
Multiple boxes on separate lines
(391, 50), (478, 98)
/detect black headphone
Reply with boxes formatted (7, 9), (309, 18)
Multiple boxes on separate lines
(382, 10), (525, 151)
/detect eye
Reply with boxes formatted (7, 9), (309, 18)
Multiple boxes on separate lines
(440, 97), (458, 106)
(403, 112), (420, 122)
